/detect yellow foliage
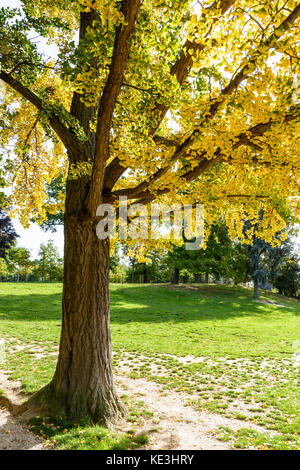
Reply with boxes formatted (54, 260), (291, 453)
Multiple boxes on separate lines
(1, 0), (299, 249)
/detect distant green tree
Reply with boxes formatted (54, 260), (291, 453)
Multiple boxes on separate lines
(35, 241), (63, 282)
(244, 221), (296, 300)
(5, 246), (33, 280)
(0, 257), (8, 280)
(167, 222), (248, 284)
(126, 249), (169, 283)
(109, 244), (128, 283)
(247, 236), (271, 300)
(124, 222), (249, 284)
(110, 245), (121, 272)
(0, 209), (19, 258)
(273, 258), (300, 298)
(267, 232), (296, 286)
(37, 176), (65, 233)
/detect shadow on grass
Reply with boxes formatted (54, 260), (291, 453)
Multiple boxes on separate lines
(27, 416), (148, 450)
(0, 284), (298, 326)
(0, 293), (62, 322)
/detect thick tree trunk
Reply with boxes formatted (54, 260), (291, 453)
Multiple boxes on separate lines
(19, 180), (125, 424)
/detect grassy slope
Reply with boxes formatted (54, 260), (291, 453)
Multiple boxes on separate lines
(0, 283), (299, 450)
(1, 282), (299, 356)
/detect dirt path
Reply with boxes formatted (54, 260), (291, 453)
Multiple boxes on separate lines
(114, 370), (278, 450)
(0, 407), (46, 450)
(115, 374), (230, 450)
(0, 371), (46, 450)
(0, 368), (231, 450)
(0, 364), (275, 451)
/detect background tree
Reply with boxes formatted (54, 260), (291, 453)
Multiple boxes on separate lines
(5, 246), (33, 281)
(109, 244), (128, 283)
(109, 244), (121, 273)
(0, 209), (18, 258)
(244, 220), (296, 299)
(273, 257), (300, 297)
(266, 230), (297, 286)
(37, 176), (65, 232)
(247, 236), (271, 300)
(0, 257), (8, 280)
(35, 240), (63, 282)
(0, 0), (299, 423)
(126, 250), (170, 283)
(167, 222), (248, 284)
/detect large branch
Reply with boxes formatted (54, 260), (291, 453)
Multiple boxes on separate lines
(87, 0), (141, 214)
(159, 4), (300, 171)
(150, 0), (238, 134)
(174, 107), (300, 183)
(108, 4), (300, 197)
(0, 70), (77, 152)
(107, 106), (299, 203)
(70, 10), (101, 159)
(103, 0), (237, 190)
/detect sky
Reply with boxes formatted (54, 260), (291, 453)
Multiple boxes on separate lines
(2, 0), (300, 259)
(12, 220), (64, 258)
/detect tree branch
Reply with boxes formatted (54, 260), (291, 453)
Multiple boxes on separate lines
(69, 10), (101, 160)
(0, 70), (78, 152)
(161, 3), (300, 171)
(152, 0), (237, 133)
(118, 3), (300, 196)
(87, 0), (141, 214)
(181, 106), (300, 183)
(107, 105), (299, 203)
(103, 0), (237, 190)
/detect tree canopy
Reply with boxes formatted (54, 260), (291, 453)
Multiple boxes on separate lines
(0, 0), (299, 248)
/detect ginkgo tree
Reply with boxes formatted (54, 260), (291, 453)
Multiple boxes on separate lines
(0, 0), (299, 423)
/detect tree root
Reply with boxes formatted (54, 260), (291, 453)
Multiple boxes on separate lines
(15, 382), (127, 426)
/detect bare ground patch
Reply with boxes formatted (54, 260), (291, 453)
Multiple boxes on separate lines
(0, 371), (47, 450)
(0, 341), (289, 450)
(114, 373), (277, 450)
(115, 351), (292, 423)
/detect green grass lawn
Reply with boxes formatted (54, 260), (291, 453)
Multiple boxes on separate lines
(0, 282), (299, 450)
